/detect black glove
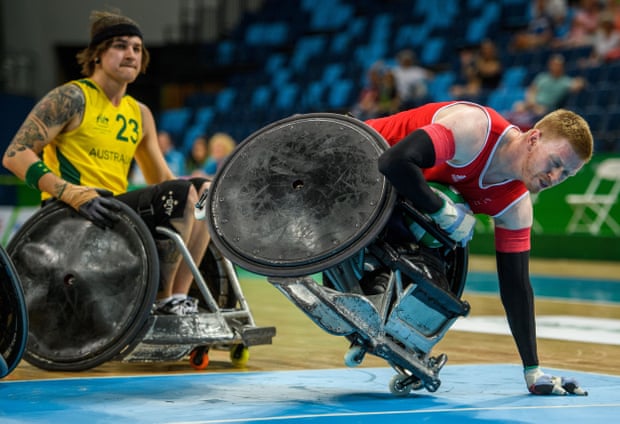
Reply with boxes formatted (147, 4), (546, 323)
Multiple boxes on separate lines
(60, 185), (121, 229)
(78, 195), (121, 229)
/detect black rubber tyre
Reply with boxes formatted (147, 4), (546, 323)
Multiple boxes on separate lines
(6, 200), (159, 371)
(0, 244), (28, 378)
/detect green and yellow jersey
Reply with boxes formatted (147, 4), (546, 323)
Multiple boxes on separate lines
(42, 78), (142, 199)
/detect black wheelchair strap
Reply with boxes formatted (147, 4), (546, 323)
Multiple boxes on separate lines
(136, 190), (155, 217)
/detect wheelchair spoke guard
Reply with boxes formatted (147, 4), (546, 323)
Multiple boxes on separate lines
(6, 200), (159, 371)
(0, 245), (28, 377)
(206, 113), (397, 277)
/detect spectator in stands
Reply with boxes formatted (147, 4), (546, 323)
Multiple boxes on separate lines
(609, 0), (620, 31)
(548, 0), (573, 42)
(376, 69), (401, 117)
(351, 61), (384, 121)
(510, 54), (585, 129)
(560, 0), (602, 47)
(186, 134), (209, 176)
(158, 130), (186, 177)
(582, 11), (620, 65)
(202, 132), (236, 178)
(511, 0), (557, 51)
(1, 9), (210, 316)
(450, 39), (503, 101)
(391, 49), (433, 110)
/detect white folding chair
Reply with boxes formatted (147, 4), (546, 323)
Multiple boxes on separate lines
(566, 158), (620, 236)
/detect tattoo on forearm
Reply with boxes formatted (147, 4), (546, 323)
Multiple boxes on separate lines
(4, 120), (46, 157)
(5, 84), (84, 158)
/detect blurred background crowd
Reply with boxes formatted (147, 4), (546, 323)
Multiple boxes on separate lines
(3, 0), (620, 181)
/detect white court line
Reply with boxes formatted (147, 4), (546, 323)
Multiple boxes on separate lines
(451, 315), (620, 345)
(170, 402), (620, 424)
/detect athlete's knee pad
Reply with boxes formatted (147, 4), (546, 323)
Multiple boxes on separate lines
(117, 179), (193, 235)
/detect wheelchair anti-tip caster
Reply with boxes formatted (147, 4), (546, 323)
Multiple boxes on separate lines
(189, 346), (210, 370)
(230, 344), (250, 368)
(188, 344), (249, 370)
(344, 344), (366, 367)
(389, 373), (424, 396)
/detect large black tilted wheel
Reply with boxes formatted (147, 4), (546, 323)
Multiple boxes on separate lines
(6, 200), (159, 371)
(206, 113), (397, 277)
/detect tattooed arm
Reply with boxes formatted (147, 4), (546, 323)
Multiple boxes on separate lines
(2, 83), (84, 198)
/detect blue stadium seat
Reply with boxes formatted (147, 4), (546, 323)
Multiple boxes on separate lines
(216, 41), (236, 65)
(327, 79), (354, 110)
(194, 107), (215, 129)
(501, 66), (527, 88)
(487, 87), (525, 114)
(215, 88), (237, 113)
(394, 24), (431, 51)
(331, 32), (352, 55)
(275, 84), (299, 110)
(159, 108), (192, 139)
(251, 86), (272, 109)
(264, 53), (287, 73)
(301, 81), (325, 111)
(322, 64), (345, 85)
(421, 38), (445, 65)
(291, 35), (327, 71)
(245, 22), (289, 46)
(466, 17), (489, 44)
(181, 124), (207, 155)
(428, 72), (456, 102)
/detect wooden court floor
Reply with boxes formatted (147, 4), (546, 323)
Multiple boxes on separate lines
(5, 255), (620, 382)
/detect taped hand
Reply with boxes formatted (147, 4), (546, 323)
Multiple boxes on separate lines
(428, 187), (476, 245)
(524, 366), (588, 396)
(60, 185), (121, 229)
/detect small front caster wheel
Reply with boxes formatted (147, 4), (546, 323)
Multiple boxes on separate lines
(189, 347), (210, 370)
(230, 344), (250, 368)
(389, 374), (413, 396)
(344, 345), (366, 367)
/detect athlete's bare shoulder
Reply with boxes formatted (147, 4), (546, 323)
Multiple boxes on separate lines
(434, 103), (489, 163)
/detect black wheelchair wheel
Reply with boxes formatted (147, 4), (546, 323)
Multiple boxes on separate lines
(445, 246), (468, 299)
(206, 112), (397, 277)
(0, 245), (28, 378)
(6, 200), (159, 371)
(189, 243), (238, 309)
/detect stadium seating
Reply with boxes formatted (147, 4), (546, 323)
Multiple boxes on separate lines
(157, 0), (620, 152)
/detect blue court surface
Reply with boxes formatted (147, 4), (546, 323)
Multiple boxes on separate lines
(1, 365), (619, 423)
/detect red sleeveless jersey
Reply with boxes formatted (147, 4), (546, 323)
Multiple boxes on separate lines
(366, 102), (528, 217)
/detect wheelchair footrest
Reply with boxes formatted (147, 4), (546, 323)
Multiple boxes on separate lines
(237, 325), (276, 347)
(385, 286), (457, 352)
(140, 313), (236, 344)
(269, 276), (382, 339)
(119, 342), (192, 363)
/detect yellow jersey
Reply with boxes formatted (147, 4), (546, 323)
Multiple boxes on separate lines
(42, 78), (142, 199)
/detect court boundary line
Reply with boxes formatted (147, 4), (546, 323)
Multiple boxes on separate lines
(170, 402), (620, 424)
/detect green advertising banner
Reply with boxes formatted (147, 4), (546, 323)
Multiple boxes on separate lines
(2, 155), (619, 260)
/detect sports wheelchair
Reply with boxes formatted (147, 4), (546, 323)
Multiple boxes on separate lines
(198, 113), (470, 395)
(0, 243), (28, 378)
(5, 197), (275, 372)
